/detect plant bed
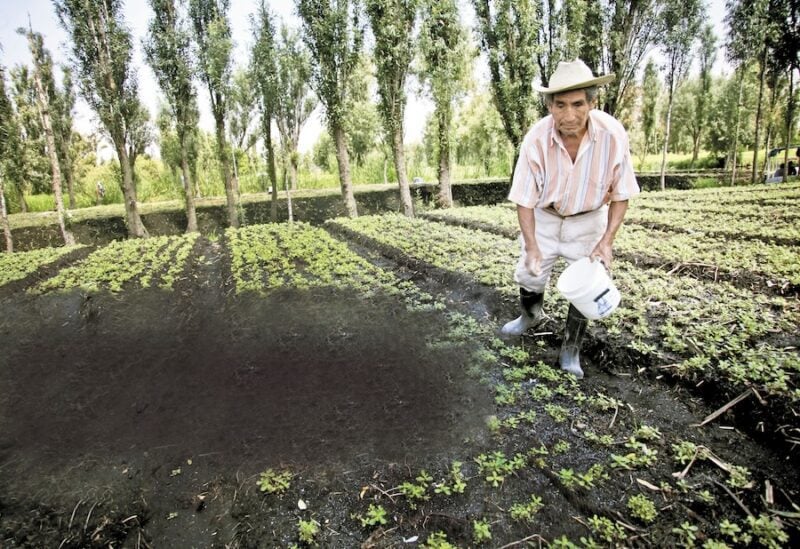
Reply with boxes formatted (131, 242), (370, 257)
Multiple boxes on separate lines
(347, 211), (800, 451)
(1, 205), (799, 546)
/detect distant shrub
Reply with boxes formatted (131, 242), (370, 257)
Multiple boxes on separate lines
(635, 175), (693, 191)
(25, 194), (55, 212)
(691, 177), (722, 189)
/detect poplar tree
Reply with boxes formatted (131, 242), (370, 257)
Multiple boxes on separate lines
(54, 0), (149, 238)
(9, 66), (48, 211)
(144, 0), (200, 232)
(419, 0), (471, 208)
(297, 0), (364, 218)
(638, 59), (660, 170)
(472, 0), (540, 161)
(273, 26), (317, 193)
(22, 26), (75, 246)
(250, 0), (280, 221)
(189, 0), (239, 227)
(603, 0), (664, 118)
(52, 67), (77, 208)
(657, 0), (702, 190)
(690, 24), (717, 167)
(726, 0), (777, 184)
(765, 0), (799, 181)
(365, 0), (416, 217)
(0, 65), (15, 252)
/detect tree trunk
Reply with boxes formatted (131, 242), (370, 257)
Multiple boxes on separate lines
(783, 70), (795, 183)
(215, 114), (239, 228)
(332, 123), (358, 218)
(32, 66), (75, 247)
(383, 156), (388, 185)
(61, 137), (76, 209)
(115, 142), (149, 238)
(180, 139), (198, 233)
(730, 71), (744, 186)
(436, 103), (453, 208)
(761, 82), (778, 183)
(0, 177), (12, 253)
(391, 126), (413, 217)
(751, 45), (769, 184)
(284, 163), (294, 224)
(266, 120), (278, 223)
(659, 81), (675, 191)
(290, 152), (299, 192)
(691, 131), (701, 167)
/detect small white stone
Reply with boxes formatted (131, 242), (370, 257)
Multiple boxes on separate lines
(297, 499), (308, 510)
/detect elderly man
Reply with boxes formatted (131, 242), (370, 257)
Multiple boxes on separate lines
(501, 59), (640, 379)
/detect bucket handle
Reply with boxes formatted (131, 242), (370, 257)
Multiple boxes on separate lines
(591, 255), (609, 272)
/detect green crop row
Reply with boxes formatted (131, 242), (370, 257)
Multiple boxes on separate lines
(0, 245), (82, 288)
(639, 182), (800, 203)
(625, 207), (800, 242)
(329, 214), (519, 292)
(226, 222), (446, 313)
(424, 206), (800, 285)
(327, 215), (794, 547)
(33, 234), (198, 294)
(334, 213), (800, 404)
(637, 201), (800, 222)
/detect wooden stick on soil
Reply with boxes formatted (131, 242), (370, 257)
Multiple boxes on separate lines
(714, 479), (754, 518)
(497, 533), (546, 548)
(693, 388), (753, 427)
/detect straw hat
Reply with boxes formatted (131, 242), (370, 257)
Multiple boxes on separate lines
(533, 59), (615, 94)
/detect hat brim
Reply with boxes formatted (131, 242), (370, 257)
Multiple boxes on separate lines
(533, 73), (615, 94)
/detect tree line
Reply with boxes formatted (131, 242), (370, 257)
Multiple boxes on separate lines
(0, 0), (797, 250)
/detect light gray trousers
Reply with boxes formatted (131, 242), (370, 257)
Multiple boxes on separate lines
(514, 205), (608, 293)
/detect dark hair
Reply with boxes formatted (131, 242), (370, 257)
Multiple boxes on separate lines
(543, 86), (598, 106)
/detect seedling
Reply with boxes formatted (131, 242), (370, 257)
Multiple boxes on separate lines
(434, 461), (467, 495)
(587, 515), (628, 544)
(257, 468), (292, 494)
(297, 519), (319, 545)
(544, 403), (569, 423)
(553, 440), (571, 454)
(475, 451), (526, 487)
(423, 531), (456, 549)
(627, 494), (657, 523)
(358, 504), (388, 528)
(399, 470), (432, 508)
(509, 494), (544, 522)
(473, 519), (492, 544)
(671, 521), (699, 547)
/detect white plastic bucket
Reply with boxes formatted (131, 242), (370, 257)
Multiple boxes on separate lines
(556, 257), (621, 320)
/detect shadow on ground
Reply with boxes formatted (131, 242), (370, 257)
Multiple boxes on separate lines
(0, 287), (493, 546)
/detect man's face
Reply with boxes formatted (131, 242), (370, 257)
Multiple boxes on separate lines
(548, 89), (594, 138)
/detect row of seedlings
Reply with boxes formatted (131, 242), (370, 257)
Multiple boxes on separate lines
(420, 206), (800, 419)
(328, 214), (795, 547)
(33, 234), (198, 294)
(0, 245), (84, 288)
(422, 205), (800, 288)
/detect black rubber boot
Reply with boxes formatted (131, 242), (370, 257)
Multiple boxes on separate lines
(501, 288), (545, 336)
(559, 304), (587, 378)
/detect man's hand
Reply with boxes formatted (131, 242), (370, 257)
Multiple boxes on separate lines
(524, 243), (543, 276)
(590, 239), (613, 271)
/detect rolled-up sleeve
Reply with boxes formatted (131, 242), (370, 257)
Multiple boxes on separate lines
(508, 139), (542, 208)
(609, 137), (640, 202)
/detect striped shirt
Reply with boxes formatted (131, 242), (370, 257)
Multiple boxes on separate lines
(508, 110), (640, 216)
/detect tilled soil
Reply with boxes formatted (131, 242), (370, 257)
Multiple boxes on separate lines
(1, 229), (798, 547)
